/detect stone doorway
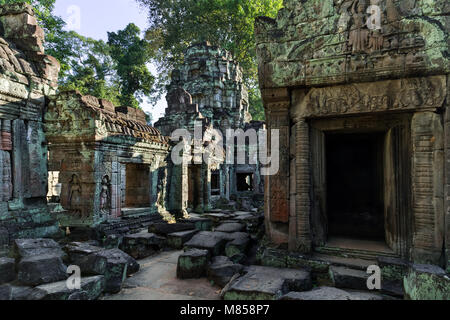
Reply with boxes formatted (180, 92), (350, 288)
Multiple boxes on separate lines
(326, 132), (385, 241)
(310, 114), (413, 258)
(125, 163), (150, 208)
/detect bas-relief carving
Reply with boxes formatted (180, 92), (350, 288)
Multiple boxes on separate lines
(100, 175), (111, 217)
(293, 76), (446, 118)
(68, 174), (82, 217)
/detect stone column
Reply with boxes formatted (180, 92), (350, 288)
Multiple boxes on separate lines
(203, 165), (211, 212)
(411, 112), (445, 265)
(263, 88), (290, 245)
(294, 119), (312, 252)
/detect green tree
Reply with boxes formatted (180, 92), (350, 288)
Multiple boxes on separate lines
(107, 23), (155, 109)
(58, 32), (121, 105)
(136, 0), (283, 120)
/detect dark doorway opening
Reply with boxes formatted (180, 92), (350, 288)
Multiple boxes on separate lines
(326, 132), (385, 241)
(236, 173), (253, 192)
(211, 171), (220, 196)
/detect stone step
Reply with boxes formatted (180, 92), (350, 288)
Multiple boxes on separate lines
(167, 230), (199, 249)
(316, 245), (398, 260)
(148, 222), (195, 236)
(223, 265), (312, 300)
(280, 287), (384, 301)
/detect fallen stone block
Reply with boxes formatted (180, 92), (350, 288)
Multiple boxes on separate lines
(185, 232), (227, 256)
(215, 223), (245, 233)
(0, 257), (15, 284)
(10, 286), (34, 300)
(330, 266), (369, 291)
(148, 222), (195, 236)
(223, 266), (312, 300)
(188, 218), (213, 231)
(280, 287), (353, 300)
(403, 264), (450, 300)
(64, 242), (104, 262)
(13, 238), (67, 262)
(18, 254), (67, 286)
(73, 248), (138, 294)
(29, 275), (105, 300)
(225, 236), (250, 259)
(207, 256), (243, 288)
(279, 287), (384, 301)
(0, 285), (12, 300)
(120, 232), (166, 259)
(177, 249), (210, 279)
(167, 230), (198, 249)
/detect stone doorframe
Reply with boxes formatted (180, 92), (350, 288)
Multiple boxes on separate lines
(308, 114), (412, 258)
(263, 75), (447, 265)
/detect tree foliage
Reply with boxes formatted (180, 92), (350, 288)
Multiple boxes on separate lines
(136, 0), (283, 120)
(107, 24), (155, 109)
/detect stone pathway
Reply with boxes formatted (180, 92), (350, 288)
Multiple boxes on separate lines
(102, 251), (220, 300)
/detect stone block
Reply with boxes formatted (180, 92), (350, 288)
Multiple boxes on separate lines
(167, 230), (198, 249)
(29, 275), (105, 300)
(184, 231), (227, 256)
(13, 238), (67, 262)
(148, 222), (195, 236)
(330, 266), (369, 291)
(279, 287), (383, 301)
(0, 257), (15, 284)
(223, 266), (312, 300)
(403, 264), (450, 300)
(177, 249), (210, 279)
(215, 223), (245, 233)
(207, 256), (243, 288)
(17, 254), (67, 286)
(120, 232), (166, 259)
(225, 236), (249, 259)
(72, 248), (138, 293)
(0, 284), (12, 300)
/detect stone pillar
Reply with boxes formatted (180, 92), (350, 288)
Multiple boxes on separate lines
(294, 119), (312, 252)
(444, 85), (450, 271)
(263, 88), (290, 245)
(203, 165), (211, 212)
(110, 158), (121, 218)
(411, 112), (445, 265)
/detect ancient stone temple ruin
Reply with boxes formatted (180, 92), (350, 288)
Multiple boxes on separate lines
(256, 0), (449, 269)
(156, 42), (265, 215)
(45, 91), (170, 228)
(0, 4), (61, 247)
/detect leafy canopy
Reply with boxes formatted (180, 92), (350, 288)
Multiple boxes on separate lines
(136, 0), (283, 120)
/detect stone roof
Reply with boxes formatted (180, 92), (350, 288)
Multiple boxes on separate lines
(45, 91), (169, 146)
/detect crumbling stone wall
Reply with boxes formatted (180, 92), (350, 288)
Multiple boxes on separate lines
(45, 91), (170, 228)
(256, 0), (449, 267)
(0, 3), (61, 245)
